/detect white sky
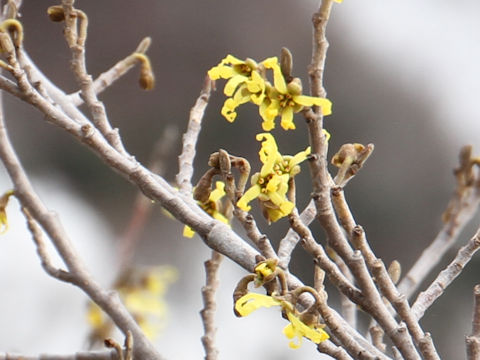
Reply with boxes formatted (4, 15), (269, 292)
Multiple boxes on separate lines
(335, 0), (480, 147)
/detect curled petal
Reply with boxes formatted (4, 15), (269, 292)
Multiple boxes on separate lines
(235, 293), (281, 317)
(224, 74), (248, 96)
(221, 98), (239, 122)
(233, 84), (252, 105)
(237, 184), (261, 211)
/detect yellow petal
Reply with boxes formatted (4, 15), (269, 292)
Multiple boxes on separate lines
(235, 293), (281, 317)
(221, 98), (238, 122)
(288, 146), (311, 169)
(294, 95), (332, 116)
(208, 65), (235, 80)
(255, 262), (275, 278)
(224, 74), (248, 96)
(266, 174), (281, 193)
(209, 181), (226, 202)
(259, 101), (277, 130)
(233, 84), (252, 105)
(283, 312), (329, 348)
(263, 57), (287, 94)
(237, 184), (261, 211)
(183, 225), (195, 238)
(280, 106), (295, 130)
(212, 210), (229, 224)
(323, 129), (331, 141)
(221, 54), (245, 66)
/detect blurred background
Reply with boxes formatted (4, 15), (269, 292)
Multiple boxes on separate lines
(1, 0), (480, 358)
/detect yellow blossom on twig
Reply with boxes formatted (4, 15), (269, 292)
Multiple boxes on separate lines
(283, 311), (329, 349)
(208, 54), (332, 131)
(183, 181), (229, 238)
(235, 292), (329, 348)
(261, 57), (332, 130)
(208, 55), (269, 122)
(237, 134), (310, 223)
(87, 266), (177, 343)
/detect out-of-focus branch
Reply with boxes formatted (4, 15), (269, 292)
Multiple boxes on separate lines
(411, 228), (480, 321)
(398, 146), (480, 298)
(0, 350), (121, 360)
(200, 250), (223, 360)
(21, 207), (76, 284)
(117, 125), (179, 271)
(466, 284), (480, 360)
(0, 93), (165, 359)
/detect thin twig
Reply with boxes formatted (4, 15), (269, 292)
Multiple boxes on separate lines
(21, 207), (76, 284)
(61, 1), (127, 155)
(412, 228), (480, 321)
(68, 37), (153, 106)
(278, 199), (316, 268)
(200, 250), (223, 360)
(466, 284), (480, 360)
(177, 75), (213, 194)
(352, 225), (440, 359)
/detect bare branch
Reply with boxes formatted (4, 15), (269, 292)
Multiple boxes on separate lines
(412, 228), (480, 321)
(68, 37), (153, 106)
(20, 206), (76, 284)
(200, 251), (223, 360)
(467, 284), (480, 360)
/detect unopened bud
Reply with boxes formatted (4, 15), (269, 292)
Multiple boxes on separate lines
(47, 6), (65, 22)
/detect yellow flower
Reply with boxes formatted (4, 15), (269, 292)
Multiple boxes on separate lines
(183, 181), (229, 238)
(87, 266), (177, 342)
(0, 190), (14, 234)
(235, 293), (282, 317)
(335, 0), (343, 3)
(283, 312), (330, 349)
(237, 134), (310, 223)
(261, 58), (332, 130)
(235, 292), (329, 348)
(209, 55), (269, 123)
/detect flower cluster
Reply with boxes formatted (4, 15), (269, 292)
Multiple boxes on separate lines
(87, 266), (177, 343)
(234, 259), (329, 349)
(208, 55), (331, 131)
(183, 181), (229, 238)
(237, 133), (310, 223)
